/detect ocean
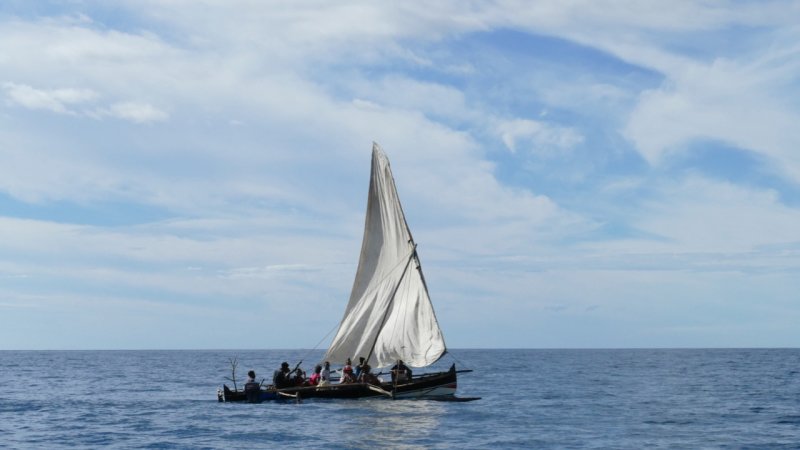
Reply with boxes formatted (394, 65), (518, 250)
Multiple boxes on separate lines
(1, 349), (799, 448)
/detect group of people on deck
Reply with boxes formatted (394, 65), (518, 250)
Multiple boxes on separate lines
(270, 361), (329, 389)
(260, 357), (413, 389)
(338, 356), (412, 385)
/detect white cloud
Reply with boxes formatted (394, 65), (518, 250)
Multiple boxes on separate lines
(637, 177), (800, 253)
(1, 1), (799, 348)
(2, 82), (97, 114)
(0, 215), (358, 304)
(500, 2), (800, 181)
(624, 51), (800, 178)
(2, 82), (167, 123)
(104, 101), (169, 123)
(495, 118), (583, 156)
(220, 264), (319, 279)
(575, 176), (800, 275)
(347, 75), (472, 122)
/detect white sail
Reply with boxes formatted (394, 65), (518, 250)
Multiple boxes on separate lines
(323, 143), (446, 369)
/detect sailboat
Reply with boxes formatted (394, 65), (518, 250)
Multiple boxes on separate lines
(220, 143), (476, 402)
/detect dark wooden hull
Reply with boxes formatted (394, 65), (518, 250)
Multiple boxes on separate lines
(219, 364), (459, 403)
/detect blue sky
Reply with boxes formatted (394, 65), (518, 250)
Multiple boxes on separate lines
(1, 1), (799, 350)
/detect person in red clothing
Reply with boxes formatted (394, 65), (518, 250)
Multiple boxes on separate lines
(308, 364), (322, 385)
(341, 358), (355, 383)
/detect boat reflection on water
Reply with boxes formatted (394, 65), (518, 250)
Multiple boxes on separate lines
(338, 399), (446, 448)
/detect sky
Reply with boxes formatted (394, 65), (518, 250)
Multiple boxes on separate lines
(1, 1), (799, 350)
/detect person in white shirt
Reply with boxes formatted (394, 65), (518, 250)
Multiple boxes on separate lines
(319, 361), (331, 386)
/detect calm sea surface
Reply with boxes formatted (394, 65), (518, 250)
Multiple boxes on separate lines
(1, 349), (799, 449)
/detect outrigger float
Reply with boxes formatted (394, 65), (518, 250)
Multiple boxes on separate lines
(219, 143), (479, 403)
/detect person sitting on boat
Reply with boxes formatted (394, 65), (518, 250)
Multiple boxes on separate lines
(390, 360), (412, 384)
(354, 356), (366, 379)
(357, 364), (380, 386)
(273, 362), (292, 389)
(291, 366), (306, 386)
(308, 364), (322, 386)
(319, 361), (331, 386)
(244, 370), (261, 403)
(341, 358), (355, 383)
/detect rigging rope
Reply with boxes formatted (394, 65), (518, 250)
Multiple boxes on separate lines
(306, 320), (340, 356)
(445, 350), (471, 370)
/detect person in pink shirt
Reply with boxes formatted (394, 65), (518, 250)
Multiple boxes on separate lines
(309, 364), (322, 385)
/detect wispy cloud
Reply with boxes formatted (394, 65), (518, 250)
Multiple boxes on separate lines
(3, 82), (168, 123)
(496, 118), (583, 156)
(1, 1), (799, 348)
(98, 101), (169, 123)
(3, 82), (97, 114)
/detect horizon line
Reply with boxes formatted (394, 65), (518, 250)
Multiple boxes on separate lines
(2, 346), (798, 351)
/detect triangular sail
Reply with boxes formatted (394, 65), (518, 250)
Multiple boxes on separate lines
(323, 143), (446, 368)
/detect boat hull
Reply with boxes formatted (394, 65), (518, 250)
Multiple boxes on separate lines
(219, 364), (458, 402)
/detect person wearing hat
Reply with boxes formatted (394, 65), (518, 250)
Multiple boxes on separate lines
(272, 361), (292, 389)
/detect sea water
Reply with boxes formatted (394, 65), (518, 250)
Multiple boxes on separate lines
(1, 349), (799, 448)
